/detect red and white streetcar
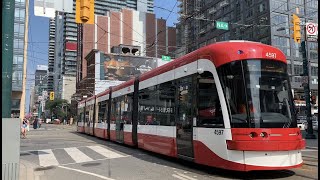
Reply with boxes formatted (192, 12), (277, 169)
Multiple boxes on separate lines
(77, 41), (305, 171)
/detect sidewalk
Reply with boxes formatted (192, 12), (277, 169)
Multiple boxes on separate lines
(28, 123), (76, 131)
(302, 131), (318, 149)
(19, 159), (43, 180)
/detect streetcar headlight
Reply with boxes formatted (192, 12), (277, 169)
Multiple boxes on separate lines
(249, 132), (256, 138)
(260, 132), (268, 138)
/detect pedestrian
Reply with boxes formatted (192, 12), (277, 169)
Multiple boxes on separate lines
(38, 118), (42, 128)
(33, 118), (38, 129)
(26, 119), (30, 132)
(21, 118), (28, 138)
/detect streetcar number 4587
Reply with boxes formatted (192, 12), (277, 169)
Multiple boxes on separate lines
(265, 52), (276, 58)
(214, 130), (224, 135)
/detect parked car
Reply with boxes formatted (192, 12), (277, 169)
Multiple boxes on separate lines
(304, 118), (318, 132)
(297, 122), (306, 131)
(53, 119), (61, 124)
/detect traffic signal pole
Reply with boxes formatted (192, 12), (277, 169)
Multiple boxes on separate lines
(2, 0), (15, 118)
(291, 14), (316, 139)
(302, 41), (316, 139)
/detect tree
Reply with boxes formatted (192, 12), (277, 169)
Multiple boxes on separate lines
(45, 99), (70, 119)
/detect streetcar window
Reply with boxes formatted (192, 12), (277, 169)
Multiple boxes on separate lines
(110, 99), (116, 124)
(121, 94), (133, 124)
(157, 81), (175, 126)
(197, 72), (224, 128)
(98, 100), (107, 123)
(77, 107), (84, 122)
(218, 60), (296, 128)
(87, 104), (94, 125)
(115, 97), (122, 126)
(138, 86), (158, 125)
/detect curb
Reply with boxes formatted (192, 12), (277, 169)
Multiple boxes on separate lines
(19, 159), (38, 180)
(306, 146), (318, 150)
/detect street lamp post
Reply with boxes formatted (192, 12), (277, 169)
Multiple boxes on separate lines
(60, 103), (69, 125)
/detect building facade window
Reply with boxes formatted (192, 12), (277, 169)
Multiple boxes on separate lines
(270, 0), (288, 12)
(272, 36), (290, 56)
(311, 66), (318, 76)
(272, 13), (289, 35)
(294, 64), (303, 75)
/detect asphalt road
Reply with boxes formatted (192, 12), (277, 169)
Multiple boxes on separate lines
(20, 124), (318, 180)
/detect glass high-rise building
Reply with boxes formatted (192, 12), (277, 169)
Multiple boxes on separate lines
(50, 0), (154, 100)
(177, 0), (318, 103)
(12, 0), (27, 117)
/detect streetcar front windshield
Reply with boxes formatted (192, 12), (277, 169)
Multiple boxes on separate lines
(218, 60), (297, 128)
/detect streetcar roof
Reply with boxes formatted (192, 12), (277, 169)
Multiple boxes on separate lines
(139, 41), (286, 81)
(91, 41), (287, 99)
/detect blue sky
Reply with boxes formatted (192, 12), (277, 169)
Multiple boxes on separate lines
(25, 0), (178, 113)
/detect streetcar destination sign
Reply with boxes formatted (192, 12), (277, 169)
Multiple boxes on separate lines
(216, 21), (229, 30)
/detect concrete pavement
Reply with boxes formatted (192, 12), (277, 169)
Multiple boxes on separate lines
(302, 130), (318, 149)
(20, 124), (77, 180)
(19, 124), (318, 180)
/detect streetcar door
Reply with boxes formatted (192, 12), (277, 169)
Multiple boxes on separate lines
(176, 75), (196, 160)
(115, 97), (124, 143)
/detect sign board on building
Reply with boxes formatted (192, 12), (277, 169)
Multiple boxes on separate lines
(101, 54), (157, 81)
(36, 65), (48, 71)
(34, 0), (73, 18)
(42, 91), (48, 98)
(216, 21), (229, 30)
(306, 23), (318, 42)
(38, 96), (43, 102)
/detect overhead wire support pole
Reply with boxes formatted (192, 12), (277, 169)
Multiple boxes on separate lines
(302, 40), (316, 139)
(2, 0), (15, 118)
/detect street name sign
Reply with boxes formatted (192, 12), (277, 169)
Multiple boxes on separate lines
(162, 55), (171, 61)
(216, 21), (229, 30)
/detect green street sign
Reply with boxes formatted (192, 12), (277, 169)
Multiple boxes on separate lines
(162, 55), (171, 61)
(216, 21), (229, 30)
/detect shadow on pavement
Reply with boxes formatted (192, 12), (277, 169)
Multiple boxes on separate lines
(69, 131), (296, 179)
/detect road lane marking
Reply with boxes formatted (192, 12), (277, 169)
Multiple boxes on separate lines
(58, 165), (115, 180)
(172, 174), (188, 180)
(64, 147), (93, 163)
(302, 149), (318, 152)
(176, 173), (198, 180)
(87, 146), (125, 159)
(38, 149), (59, 167)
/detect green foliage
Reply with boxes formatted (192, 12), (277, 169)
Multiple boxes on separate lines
(45, 99), (70, 119)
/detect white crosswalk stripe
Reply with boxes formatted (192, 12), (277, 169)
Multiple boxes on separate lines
(38, 149), (59, 167)
(64, 147), (93, 163)
(33, 146), (126, 167)
(87, 145), (125, 159)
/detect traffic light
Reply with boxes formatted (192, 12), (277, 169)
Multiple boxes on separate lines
(76, 0), (94, 24)
(291, 14), (301, 43)
(50, 92), (54, 101)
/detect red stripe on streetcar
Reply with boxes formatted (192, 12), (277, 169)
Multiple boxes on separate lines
(226, 139), (305, 151)
(229, 128), (305, 151)
(194, 141), (303, 171)
(138, 133), (176, 157)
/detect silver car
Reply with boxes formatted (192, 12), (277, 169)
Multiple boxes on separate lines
(304, 114), (318, 131)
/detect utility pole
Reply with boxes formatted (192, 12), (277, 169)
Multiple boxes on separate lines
(20, 0), (30, 119)
(302, 41), (316, 139)
(2, 0), (15, 118)
(291, 14), (316, 139)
